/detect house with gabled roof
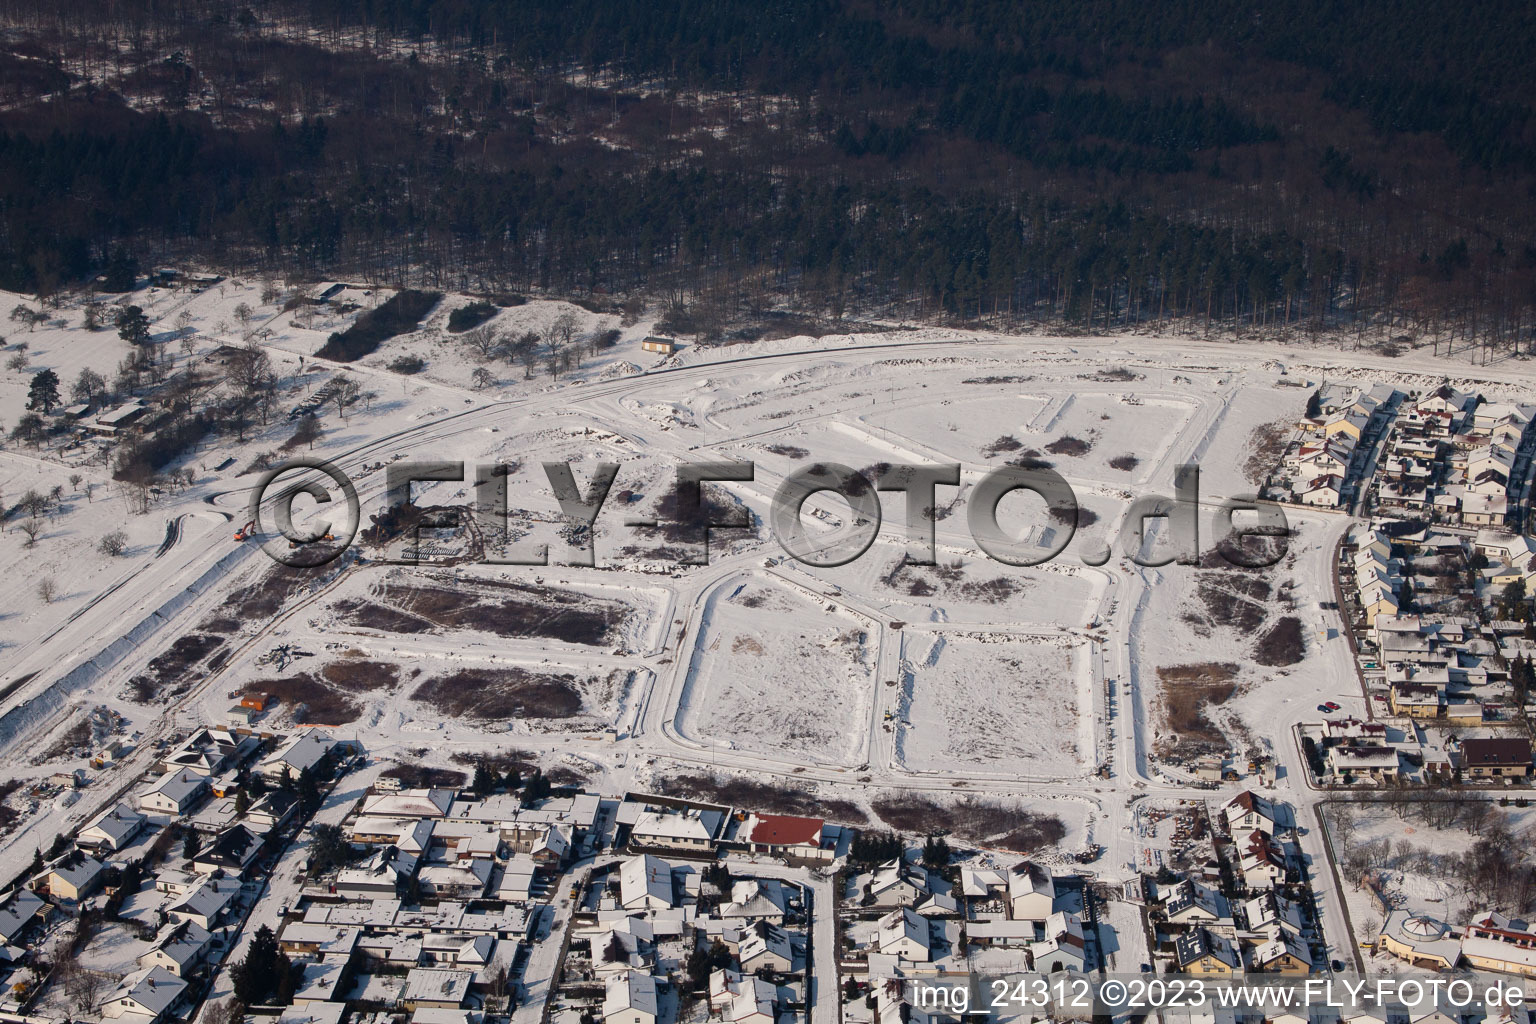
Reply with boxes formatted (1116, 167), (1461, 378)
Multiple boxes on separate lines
(1459, 738), (1532, 778)
(739, 921), (796, 973)
(875, 907), (931, 962)
(160, 727), (260, 777)
(35, 850), (107, 902)
(709, 968), (778, 1024)
(1176, 928), (1242, 975)
(0, 889), (45, 946)
(619, 854), (677, 911)
(1251, 930), (1312, 974)
(260, 731), (340, 782)
(167, 875), (241, 930)
(1163, 878), (1228, 924)
(720, 878), (788, 924)
(1007, 860), (1056, 921)
(603, 971), (659, 1024)
(867, 859), (934, 908)
(403, 967), (475, 1011)
(1030, 910), (1087, 973)
(1242, 892), (1307, 938)
(100, 966), (189, 1024)
(137, 920), (213, 977)
(139, 769), (210, 816)
(193, 823), (263, 877)
(1223, 791), (1279, 835)
(79, 803), (148, 853)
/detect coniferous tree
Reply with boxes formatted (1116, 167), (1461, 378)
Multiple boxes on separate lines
(26, 368), (59, 413)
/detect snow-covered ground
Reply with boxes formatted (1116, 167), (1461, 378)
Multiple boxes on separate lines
(6, 277), (1536, 969)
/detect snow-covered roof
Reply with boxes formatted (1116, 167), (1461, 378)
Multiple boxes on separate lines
(620, 854), (675, 908)
(402, 967), (475, 1007)
(604, 971), (659, 1019)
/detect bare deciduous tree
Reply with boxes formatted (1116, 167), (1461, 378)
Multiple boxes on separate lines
(19, 519), (42, 546)
(37, 577), (57, 603)
(463, 325), (501, 361)
(98, 530), (128, 556)
(333, 379), (362, 420)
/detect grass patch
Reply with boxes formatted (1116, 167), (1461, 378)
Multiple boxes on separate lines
(1049, 505), (1100, 529)
(657, 772), (868, 825)
(1109, 454), (1139, 471)
(320, 659), (400, 690)
(1254, 615), (1304, 666)
(983, 435), (1024, 456)
(220, 565), (326, 620)
(763, 444), (809, 459)
(380, 763), (466, 788)
(1156, 663), (1240, 752)
(337, 581), (628, 645)
(872, 794), (1066, 853)
(1194, 577), (1268, 632)
(130, 633), (225, 702)
(412, 667), (584, 720)
(1244, 419), (1291, 486)
(1044, 435), (1092, 456)
(243, 673), (355, 725)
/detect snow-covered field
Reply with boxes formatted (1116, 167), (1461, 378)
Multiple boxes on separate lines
(895, 630), (1094, 779)
(674, 572), (876, 767)
(5, 275), (1536, 927)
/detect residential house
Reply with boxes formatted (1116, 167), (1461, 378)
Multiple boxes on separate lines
(35, 850), (107, 902)
(603, 972), (659, 1024)
(79, 804), (148, 853)
(1224, 792), (1279, 836)
(139, 769), (210, 816)
(1163, 878), (1228, 925)
(1008, 861), (1056, 921)
(260, 732), (339, 782)
(137, 921), (213, 977)
(867, 859), (934, 909)
(100, 967), (188, 1024)
(1176, 928), (1242, 975)
(0, 890), (45, 946)
(402, 968), (475, 1011)
(745, 814), (829, 861)
(1459, 738), (1532, 778)
(626, 806), (724, 851)
(738, 922), (796, 973)
(193, 824), (263, 877)
(875, 907), (931, 962)
(1251, 931), (1312, 974)
(1030, 911), (1087, 973)
(167, 876), (241, 930)
(619, 854), (677, 911)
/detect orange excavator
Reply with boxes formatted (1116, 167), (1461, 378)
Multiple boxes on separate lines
(233, 520), (256, 541)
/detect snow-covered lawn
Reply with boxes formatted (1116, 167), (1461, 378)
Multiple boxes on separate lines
(675, 573), (876, 767)
(895, 630), (1094, 779)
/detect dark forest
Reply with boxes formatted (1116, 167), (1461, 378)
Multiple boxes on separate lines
(1, 0), (1534, 352)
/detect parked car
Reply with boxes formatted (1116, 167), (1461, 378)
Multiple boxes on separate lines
(1317, 704), (1331, 713)
(1325, 701), (1342, 711)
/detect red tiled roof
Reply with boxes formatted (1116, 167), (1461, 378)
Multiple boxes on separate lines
(1462, 738), (1532, 766)
(749, 814), (824, 847)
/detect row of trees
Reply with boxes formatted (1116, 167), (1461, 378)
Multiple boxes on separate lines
(456, 311), (618, 383)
